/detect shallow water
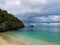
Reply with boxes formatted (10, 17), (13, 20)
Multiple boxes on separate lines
(4, 27), (60, 45)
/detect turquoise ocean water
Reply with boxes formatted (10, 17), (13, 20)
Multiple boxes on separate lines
(4, 27), (60, 45)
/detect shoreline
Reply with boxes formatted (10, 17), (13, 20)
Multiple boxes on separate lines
(0, 33), (25, 45)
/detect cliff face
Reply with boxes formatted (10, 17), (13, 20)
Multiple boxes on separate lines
(0, 9), (24, 32)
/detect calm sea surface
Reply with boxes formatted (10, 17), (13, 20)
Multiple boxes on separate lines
(4, 27), (60, 45)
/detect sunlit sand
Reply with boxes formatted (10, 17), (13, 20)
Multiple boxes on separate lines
(0, 33), (25, 45)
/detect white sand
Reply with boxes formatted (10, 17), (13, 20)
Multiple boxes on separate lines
(0, 33), (25, 45)
(0, 37), (10, 45)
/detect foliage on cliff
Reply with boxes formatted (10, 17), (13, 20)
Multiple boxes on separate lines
(0, 9), (24, 31)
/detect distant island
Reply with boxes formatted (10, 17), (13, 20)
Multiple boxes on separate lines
(30, 25), (34, 27)
(0, 9), (24, 32)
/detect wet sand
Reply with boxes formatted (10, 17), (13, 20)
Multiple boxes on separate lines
(0, 33), (25, 45)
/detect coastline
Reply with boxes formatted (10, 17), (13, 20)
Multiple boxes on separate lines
(0, 33), (25, 45)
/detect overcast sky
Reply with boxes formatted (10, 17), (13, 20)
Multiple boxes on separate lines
(0, 0), (60, 26)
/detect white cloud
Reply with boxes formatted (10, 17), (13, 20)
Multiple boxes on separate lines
(20, 8), (41, 14)
(5, 0), (42, 14)
(29, 23), (60, 26)
(6, 0), (22, 6)
(0, 0), (6, 9)
(49, 0), (60, 3)
(49, 23), (60, 25)
(5, 0), (24, 14)
(0, 0), (60, 15)
(34, 17), (48, 22)
(33, 15), (60, 22)
(3, 0), (60, 15)
(50, 15), (60, 21)
(5, 0), (43, 15)
(0, 0), (5, 5)
(28, 0), (48, 5)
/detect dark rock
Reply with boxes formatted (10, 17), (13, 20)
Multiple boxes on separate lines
(0, 9), (24, 32)
(30, 25), (34, 27)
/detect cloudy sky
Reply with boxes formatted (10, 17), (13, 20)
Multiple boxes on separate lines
(0, 0), (60, 26)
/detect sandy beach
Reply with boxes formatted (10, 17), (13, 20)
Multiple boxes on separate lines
(0, 33), (25, 45)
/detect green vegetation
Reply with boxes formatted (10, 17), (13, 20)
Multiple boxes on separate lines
(0, 9), (24, 31)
